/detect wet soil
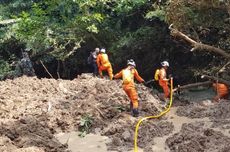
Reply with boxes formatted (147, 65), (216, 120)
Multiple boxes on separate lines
(0, 74), (162, 151)
(166, 122), (230, 152)
(0, 74), (229, 151)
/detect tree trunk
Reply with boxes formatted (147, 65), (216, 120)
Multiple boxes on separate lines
(174, 81), (212, 91)
(169, 25), (230, 59)
(201, 75), (230, 86)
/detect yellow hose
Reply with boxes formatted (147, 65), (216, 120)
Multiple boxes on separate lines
(134, 78), (173, 152)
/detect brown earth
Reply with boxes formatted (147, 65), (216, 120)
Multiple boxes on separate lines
(166, 122), (230, 152)
(0, 74), (230, 152)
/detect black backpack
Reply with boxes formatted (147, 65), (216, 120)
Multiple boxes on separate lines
(87, 54), (93, 64)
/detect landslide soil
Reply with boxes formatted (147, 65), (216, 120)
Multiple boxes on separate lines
(1, 74), (230, 152)
(0, 74), (166, 152)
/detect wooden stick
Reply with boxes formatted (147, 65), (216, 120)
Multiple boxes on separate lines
(57, 60), (60, 79)
(40, 60), (54, 79)
(218, 61), (230, 73)
(94, 107), (106, 119)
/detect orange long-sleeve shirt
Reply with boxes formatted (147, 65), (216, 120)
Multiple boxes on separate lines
(96, 53), (110, 68)
(159, 67), (168, 86)
(114, 67), (144, 85)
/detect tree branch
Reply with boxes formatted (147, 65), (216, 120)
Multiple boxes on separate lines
(169, 25), (230, 59)
(0, 18), (21, 25)
(201, 75), (230, 86)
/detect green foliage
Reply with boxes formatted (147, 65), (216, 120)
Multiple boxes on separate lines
(1, 0), (150, 57)
(3, 0), (110, 61)
(78, 114), (93, 137)
(166, 0), (229, 30)
(114, 0), (148, 14)
(1, 0), (227, 81)
(145, 8), (165, 21)
(0, 60), (11, 78)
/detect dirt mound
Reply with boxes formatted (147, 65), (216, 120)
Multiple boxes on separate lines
(176, 101), (230, 119)
(0, 74), (161, 151)
(166, 122), (230, 152)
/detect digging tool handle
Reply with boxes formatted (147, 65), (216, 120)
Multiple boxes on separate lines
(145, 79), (155, 84)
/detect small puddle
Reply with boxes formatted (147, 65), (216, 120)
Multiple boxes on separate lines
(55, 132), (109, 152)
(180, 88), (215, 102)
(56, 131), (144, 152)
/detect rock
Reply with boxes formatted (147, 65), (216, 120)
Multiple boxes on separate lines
(122, 130), (131, 141)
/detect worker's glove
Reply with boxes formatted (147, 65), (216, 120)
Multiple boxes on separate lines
(143, 81), (147, 85)
(168, 74), (173, 79)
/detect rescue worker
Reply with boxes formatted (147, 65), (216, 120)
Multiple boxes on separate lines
(96, 48), (113, 80)
(88, 47), (99, 76)
(19, 51), (36, 76)
(114, 59), (145, 117)
(212, 82), (229, 102)
(159, 61), (170, 101)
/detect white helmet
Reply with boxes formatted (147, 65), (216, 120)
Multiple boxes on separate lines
(100, 48), (106, 53)
(127, 59), (136, 67)
(95, 47), (100, 52)
(161, 61), (169, 67)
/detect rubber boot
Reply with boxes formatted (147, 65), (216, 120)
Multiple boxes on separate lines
(130, 102), (133, 115)
(132, 109), (139, 117)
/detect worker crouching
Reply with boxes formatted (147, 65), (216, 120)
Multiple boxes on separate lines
(114, 59), (145, 117)
(212, 82), (229, 102)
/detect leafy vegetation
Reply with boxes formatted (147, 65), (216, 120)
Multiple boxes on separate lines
(0, 0), (229, 81)
(78, 114), (93, 137)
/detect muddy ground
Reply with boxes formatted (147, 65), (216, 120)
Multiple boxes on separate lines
(0, 74), (230, 152)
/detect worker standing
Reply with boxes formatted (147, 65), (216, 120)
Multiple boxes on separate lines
(96, 48), (113, 80)
(114, 59), (145, 117)
(19, 50), (36, 77)
(158, 61), (171, 101)
(88, 47), (99, 76)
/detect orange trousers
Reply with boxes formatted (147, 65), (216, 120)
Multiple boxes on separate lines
(159, 82), (169, 98)
(99, 64), (113, 80)
(123, 84), (138, 109)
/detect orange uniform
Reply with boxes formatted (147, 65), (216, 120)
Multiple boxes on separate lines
(114, 67), (144, 109)
(213, 83), (229, 101)
(96, 53), (113, 80)
(159, 67), (169, 98)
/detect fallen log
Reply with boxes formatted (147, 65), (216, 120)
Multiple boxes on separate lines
(169, 24), (230, 59)
(201, 75), (230, 86)
(174, 81), (212, 91)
